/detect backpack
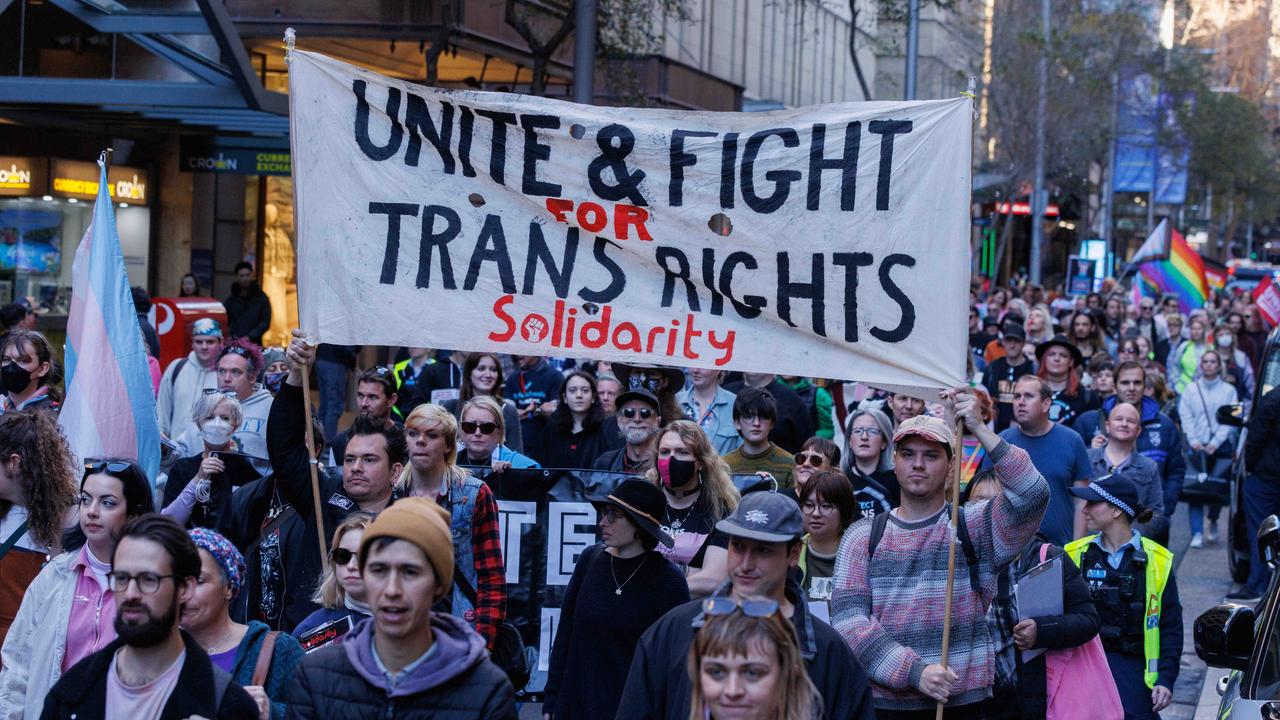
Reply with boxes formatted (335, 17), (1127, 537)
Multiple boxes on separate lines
(868, 508), (982, 596)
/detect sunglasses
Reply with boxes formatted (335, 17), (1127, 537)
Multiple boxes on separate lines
(620, 407), (655, 419)
(330, 548), (357, 565)
(461, 421), (498, 435)
(794, 452), (826, 468)
(370, 366), (392, 377)
(701, 596), (780, 619)
(85, 459), (135, 473)
(202, 388), (239, 398)
(222, 346), (252, 359)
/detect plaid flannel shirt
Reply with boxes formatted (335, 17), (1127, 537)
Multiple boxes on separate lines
(986, 567), (1019, 694)
(466, 481), (507, 648)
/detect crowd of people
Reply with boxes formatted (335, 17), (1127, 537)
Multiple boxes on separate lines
(0, 270), (1270, 719)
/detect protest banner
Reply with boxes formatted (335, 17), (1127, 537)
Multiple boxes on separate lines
(287, 50), (972, 392)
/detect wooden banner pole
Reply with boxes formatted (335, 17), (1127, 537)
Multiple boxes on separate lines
(936, 419), (965, 720)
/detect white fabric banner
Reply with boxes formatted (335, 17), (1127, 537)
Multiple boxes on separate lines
(288, 50), (972, 391)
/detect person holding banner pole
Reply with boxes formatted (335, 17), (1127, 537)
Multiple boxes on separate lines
(830, 388), (1049, 718)
(265, 332), (405, 630)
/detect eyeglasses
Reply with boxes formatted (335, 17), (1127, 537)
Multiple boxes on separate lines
(107, 571), (176, 594)
(801, 500), (837, 516)
(620, 407), (655, 419)
(461, 421), (498, 435)
(849, 427), (883, 438)
(701, 596), (780, 619)
(330, 548), (357, 565)
(202, 388), (239, 398)
(85, 459), (135, 473)
(794, 452), (826, 468)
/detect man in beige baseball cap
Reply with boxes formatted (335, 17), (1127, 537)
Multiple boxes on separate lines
(831, 387), (1050, 716)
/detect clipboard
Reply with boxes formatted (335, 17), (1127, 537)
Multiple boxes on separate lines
(1015, 555), (1063, 662)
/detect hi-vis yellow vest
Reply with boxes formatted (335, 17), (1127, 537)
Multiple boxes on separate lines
(1065, 534), (1173, 689)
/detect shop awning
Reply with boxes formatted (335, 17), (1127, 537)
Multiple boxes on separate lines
(0, 0), (287, 137)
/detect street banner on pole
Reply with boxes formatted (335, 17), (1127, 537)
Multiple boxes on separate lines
(288, 50), (972, 392)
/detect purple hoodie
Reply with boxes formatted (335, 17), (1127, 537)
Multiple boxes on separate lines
(343, 612), (489, 698)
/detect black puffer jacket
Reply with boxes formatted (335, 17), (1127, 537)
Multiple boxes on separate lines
(285, 614), (515, 719)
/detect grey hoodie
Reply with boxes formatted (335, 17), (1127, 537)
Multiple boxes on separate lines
(344, 613), (487, 697)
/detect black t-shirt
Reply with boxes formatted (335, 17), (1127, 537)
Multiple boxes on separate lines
(849, 468), (898, 519)
(660, 493), (726, 571)
(1048, 387), (1099, 427)
(982, 357), (1037, 432)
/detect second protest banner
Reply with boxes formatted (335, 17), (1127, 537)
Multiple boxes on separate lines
(289, 50), (972, 390)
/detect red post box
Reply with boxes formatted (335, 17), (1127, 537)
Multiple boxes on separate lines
(149, 298), (228, 370)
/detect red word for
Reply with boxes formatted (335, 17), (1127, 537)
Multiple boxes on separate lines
(545, 198), (651, 241)
(488, 296), (735, 366)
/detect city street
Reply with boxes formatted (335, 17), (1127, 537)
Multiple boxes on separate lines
(1164, 503), (1236, 720)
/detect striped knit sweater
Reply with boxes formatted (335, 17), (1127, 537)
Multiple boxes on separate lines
(830, 440), (1049, 711)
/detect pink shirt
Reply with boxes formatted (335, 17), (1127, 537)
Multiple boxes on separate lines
(62, 545), (117, 671)
(106, 648), (185, 719)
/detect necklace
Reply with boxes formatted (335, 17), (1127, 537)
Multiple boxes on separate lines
(610, 552), (648, 596)
(203, 625), (238, 654)
(664, 503), (696, 532)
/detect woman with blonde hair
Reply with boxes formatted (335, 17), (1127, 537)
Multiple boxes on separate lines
(688, 604), (821, 720)
(396, 402), (506, 648)
(291, 512), (374, 642)
(646, 419), (739, 597)
(457, 395), (539, 472)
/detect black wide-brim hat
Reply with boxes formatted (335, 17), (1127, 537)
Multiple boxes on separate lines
(592, 479), (675, 548)
(1035, 334), (1085, 368)
(612, 363), (687, 395)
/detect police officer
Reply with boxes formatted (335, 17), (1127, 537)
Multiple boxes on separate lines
(1066, 473), (1182, 719)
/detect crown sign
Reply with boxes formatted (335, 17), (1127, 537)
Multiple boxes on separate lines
(745, 509), (769, 524)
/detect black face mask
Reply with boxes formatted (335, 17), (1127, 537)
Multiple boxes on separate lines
(658, 457), (698, 489)
(1, 363), (32, 395)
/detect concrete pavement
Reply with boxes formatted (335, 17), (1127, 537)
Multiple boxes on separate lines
(1161, 502), (1239, 720)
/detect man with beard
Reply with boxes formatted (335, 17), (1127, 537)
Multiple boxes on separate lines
(326, 366), (401, 470)
(42, 514), (256, 719)
(593, 388), (662, 474)
(249, 330), (408, 632)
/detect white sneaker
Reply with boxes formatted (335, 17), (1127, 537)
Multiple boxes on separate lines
(1206, 522), (1219, 543)
(1190, 533), (1204, 548)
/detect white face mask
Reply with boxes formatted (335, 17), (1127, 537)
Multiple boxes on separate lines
(201, 417), (234, 446)
(1217, 335), (1233, 348)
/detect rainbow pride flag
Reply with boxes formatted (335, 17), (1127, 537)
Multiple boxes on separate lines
(1133, 224), (1209, 314)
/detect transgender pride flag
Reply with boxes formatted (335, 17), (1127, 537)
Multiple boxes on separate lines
(58, 154), (161, 482)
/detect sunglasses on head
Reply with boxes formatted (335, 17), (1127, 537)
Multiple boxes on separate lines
(202, 388), (239, 398)
(222, 346), (252, 359)
(701, 596), (780, 619)
(85, 459), (135, 474)
(620, 407), (655, 419)
(461, 421), (498, 435)
(370, 366), (392, 377)
(330, 548), (357, 565)
(794, 452), (826, 468)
